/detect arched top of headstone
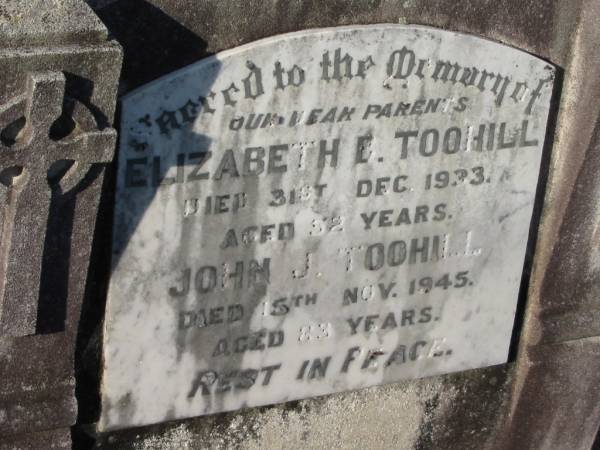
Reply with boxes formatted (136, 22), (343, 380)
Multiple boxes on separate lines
(125, 25), (553, 94)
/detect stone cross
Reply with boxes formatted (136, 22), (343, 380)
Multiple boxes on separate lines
(0, 71), (115, 337)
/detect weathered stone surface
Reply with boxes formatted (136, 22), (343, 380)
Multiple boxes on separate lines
(0, 0), (122, 447)
(0, 427), (72, 450)
(100, 25), (554, 431)
(95, 364), (514, 449)
(0, 335), (75, 437)
(504, 338), (600, 449)
(501, 2), (600, 447)
(88, 0), (579, 91)
(0, 0), (108, 48)
(88, 1), (600, 448)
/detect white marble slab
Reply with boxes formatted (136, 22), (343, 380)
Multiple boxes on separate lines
(100, 25), (555, 431)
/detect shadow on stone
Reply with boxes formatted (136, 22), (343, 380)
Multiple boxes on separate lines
(508, 65), (564, 361)
(93, 0), (215, 91)
(73, 2), (216, 447)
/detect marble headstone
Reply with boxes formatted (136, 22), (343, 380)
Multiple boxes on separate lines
(100, 25), (555, 430)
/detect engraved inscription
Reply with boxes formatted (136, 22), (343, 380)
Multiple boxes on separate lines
(101, 25), (555, 431)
